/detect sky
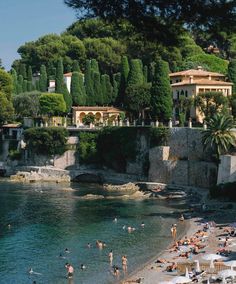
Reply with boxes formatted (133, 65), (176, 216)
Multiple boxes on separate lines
(0, 0), (76, 70)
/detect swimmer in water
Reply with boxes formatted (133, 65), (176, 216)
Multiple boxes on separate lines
(141, 222), (145, 228)
(113, 217), (117, 223)
(108, 250), (113, 265)
(59, 253), (66, 259)
(122, 225), (126, 230)
(65, 248), (70, 253)
(29, 268), (34, 274)
(87, 243), (91, 248)
(81, 264), (86, 270)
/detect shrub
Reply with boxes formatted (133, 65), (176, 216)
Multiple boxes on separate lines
(149, 127), (170, 148)
(78, 132), (99, 164)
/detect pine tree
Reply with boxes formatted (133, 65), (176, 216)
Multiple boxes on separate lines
(10, 68), (18, 94)
(39, 65), (48, 92)
(72, 60), (80, 72)
(127, 59), (144, 86)
(71, 71), (86, 105)
(55, 59), (64, 94)
(84, 60), (94, 105)
(150, 59), (173, 121)
(228, 59), (236, 94)
(93, 71), (103, 105)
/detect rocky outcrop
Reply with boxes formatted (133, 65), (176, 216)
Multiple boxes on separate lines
(103, 182), (140, 196)
(10, 166), (70, 183)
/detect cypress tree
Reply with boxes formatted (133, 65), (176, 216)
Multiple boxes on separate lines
(27, 81), (32, 92)
(102, 74), (113, 105)
(27, 66), (33, 82)
(119, 56), (130, 104)
(91, 59), (99, 73)
(17, 75), (23, 94)
(127, 59), (144, 86)
(39, 65), (48, 92)
(84, 60), (94, 105)
(112, 73), (121, 103)
(93, 72), (103, 105)
(10, 68), (18, 94)
(55, 59), (64, 94)
(150, 59), (173, 121)
(71, 71), (86, 105)
(47, 62), (56, 79)
(35, 80), (40, 91)
(62, 85), (72, 112)
(228, 59), (236, 94)
(72, 60), (80, 72)
(143, 65), (148, 83)
(19, 63), (27, 79)
(23, 80), (28, 92)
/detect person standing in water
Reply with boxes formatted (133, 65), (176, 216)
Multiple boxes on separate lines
(122, 255), (128, 273)
(65, 263), (74, 279)
(108, 250), (113, 265)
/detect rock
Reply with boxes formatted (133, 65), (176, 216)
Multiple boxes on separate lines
(103, 182), (140, 196)
(79, 194), (105, 200)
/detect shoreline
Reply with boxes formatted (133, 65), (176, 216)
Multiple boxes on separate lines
(121, 218), (192, 284)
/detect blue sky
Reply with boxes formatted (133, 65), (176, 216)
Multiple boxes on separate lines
(0, 0), (76, 70)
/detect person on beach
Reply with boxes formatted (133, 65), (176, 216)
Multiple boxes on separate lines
(109, 250), (113, 265)
(113, 266), (120, 277)
(171, 224), (177, 240)
(179, 214), (184, 221)
(122, 255), (128, 273)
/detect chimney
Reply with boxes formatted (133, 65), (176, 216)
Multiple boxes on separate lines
(189, 76), (193, 84)
(197, 66), (203, 71)
(208, 75), (211, 80)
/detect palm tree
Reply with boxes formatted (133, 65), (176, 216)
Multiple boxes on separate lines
(202, 113), (236, 159)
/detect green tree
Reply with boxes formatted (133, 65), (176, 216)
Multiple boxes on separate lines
(127, 59), (143, 86)
(91, 59), (99, 72)
(150, 59), (173, 121)
(195, 91), (229, 120)
(39, 64), (48, 92)
(202, 113), (235, 159)
(72, 60), (80, 72)
(93, 71), (103, 105)
(119, 56), (130, 104)
(61, 85), (72, 113)
(19, 63), (27, 79)
(24, 127), (69, 156)
(55, 59), (64, 94)
(71, 71), (86, 105)
(23, 80), (28, 92)
(84, 60), (94, 105)
(13, 91), (41, 118)
(10, 68), (18, 94)
(177, 95), (194, 126)
(82, 114), (95, 125)
(112, 72), (121, 103)
(0, 92), (14, 125)
(125, 83), (151, 119)
(228, 59), (236, 94)
(0, 69), (14, 100)
(101, 74), (113, 104)
(39, 93), (66, 116)
(17, 75), (23, 94)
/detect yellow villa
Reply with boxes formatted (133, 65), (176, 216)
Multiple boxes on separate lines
(170, 67), (233, 122)
(72, 106), (122, 126)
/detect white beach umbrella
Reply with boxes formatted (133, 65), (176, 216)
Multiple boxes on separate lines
(171, 276), (192, 284)
(207, 279), (210, 284)
(194, 260), (201, 273)
(202, 254), (223, 261)
(185, 267), (190, 279)
(219, 269), (236, 278)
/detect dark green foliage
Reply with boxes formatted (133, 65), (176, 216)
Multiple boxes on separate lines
(71, 71), (86, 105)
(119, 56), (130, 104)
(23, 80), (28, 92)
(13, 91), (41, 118)
(55, 59), (64, 94)
(10, 68), (18, 94)
(150, 59), (173, 121)
(101, 74), (113, 104)
(202, 113), (235, 159)
(0, 69), (13, 100)
(97, 127), (138, 172)
(24, 127), (69, 156)
(91, 59), (99, 72)
(17, 75), (23, 94)
(39, 93), (66, 115)
(84, 60), (94, 105)
(93, 71), (103, 105)
(82, 114), (95, 125)
(62, 84), (72, 112)
(125, 83), (151, 118)
(27, 66), (33, 82)
(39, 65), (48, 92)
(228, 59), (236, 94)
(112, 73), (121, 103)
(27, 81), (33, 92)
(210, 182), (236, 201)
(19, 63), (27, 79)
(127, 59), (143, 86)
(0, 92), (14, 125)
(72, 60), (80, 72)
(231, 94), (236, 118)
(149, 127), (170, 148)
(78, 132), (99, 164)
(195, 91), (229, 120)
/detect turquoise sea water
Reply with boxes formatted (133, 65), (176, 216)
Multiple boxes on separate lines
(0, 180), (187, 284)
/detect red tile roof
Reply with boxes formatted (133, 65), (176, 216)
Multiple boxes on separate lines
(171, 79), (233, 87)
(170, 69), (225, 77)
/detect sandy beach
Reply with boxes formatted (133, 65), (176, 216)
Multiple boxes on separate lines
(122, 187), (236, 284)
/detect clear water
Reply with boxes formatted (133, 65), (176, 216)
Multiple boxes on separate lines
(0, 180), (187, 284)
